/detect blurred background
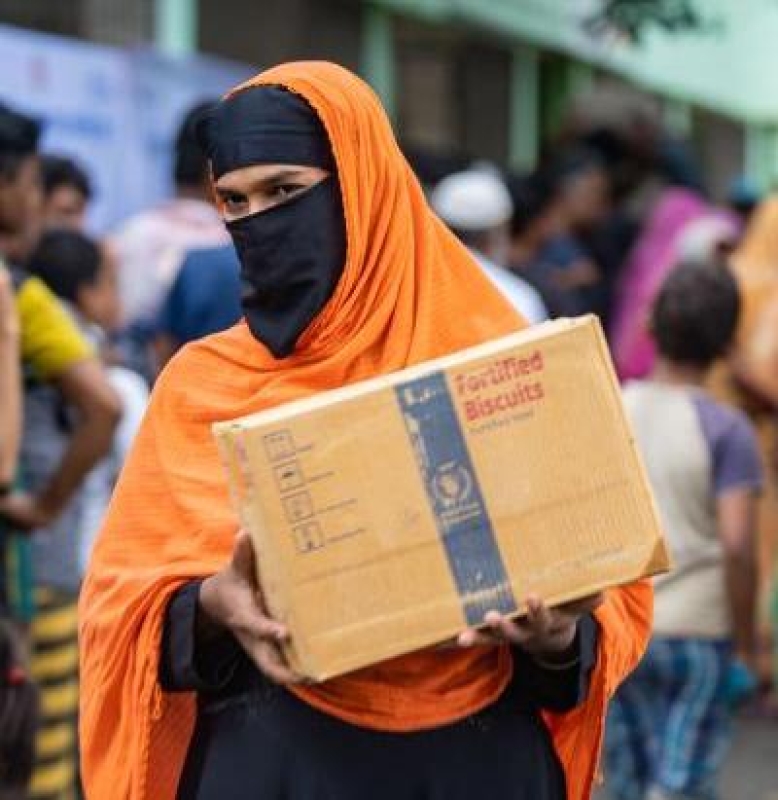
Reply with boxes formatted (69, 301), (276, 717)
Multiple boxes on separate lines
(0, 0), (774, 232)
(1, 2), (778, 799)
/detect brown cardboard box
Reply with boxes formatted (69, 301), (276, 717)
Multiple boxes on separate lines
(214, 315), (669, 681)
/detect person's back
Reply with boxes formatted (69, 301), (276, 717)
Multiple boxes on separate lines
(27, 229), (149, 573)
(112, 199), (227, 328)
(154, 243), (242, 367)
(606, 258), (762, 800)
(625, 381), (759, 639)
(111, 101), (228, 376)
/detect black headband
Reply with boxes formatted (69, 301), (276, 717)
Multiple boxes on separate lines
(195, 86), (335, 179)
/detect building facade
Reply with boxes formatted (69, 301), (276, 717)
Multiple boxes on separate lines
(1, 0), (775, 198)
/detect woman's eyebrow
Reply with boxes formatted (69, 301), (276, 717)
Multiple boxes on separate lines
(260, 167), (310, 184)
(215, 167), (313, 196)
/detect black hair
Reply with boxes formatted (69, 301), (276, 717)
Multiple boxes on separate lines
(0, 104), (40, 181)
(542, 146), (605, 193)
(28, 229), (102, 304)
(40, 155), (92, 200)
(0, 619), (39, 793)
(506, 172), (554, 237)
(652, 258), (741, 368)
(577, 129), (629, 165)
(449, 227), (492, 253)
(174, 100), (216, 187)
(401, 143), (473, 191)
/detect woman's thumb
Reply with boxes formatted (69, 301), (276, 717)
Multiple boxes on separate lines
(232, 530), (256, 579)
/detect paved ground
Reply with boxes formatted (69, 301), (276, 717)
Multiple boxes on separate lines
(721, 717), (778, 800)
(596, 715), (778, 800)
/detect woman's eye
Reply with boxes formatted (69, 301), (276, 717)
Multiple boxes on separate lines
(223, 193), (247, 212)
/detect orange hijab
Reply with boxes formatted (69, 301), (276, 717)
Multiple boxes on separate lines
(723, 197), (778, 405)
(79, 62), (651, 800)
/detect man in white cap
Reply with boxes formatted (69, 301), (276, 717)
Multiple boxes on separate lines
(431, 167), (548, 324)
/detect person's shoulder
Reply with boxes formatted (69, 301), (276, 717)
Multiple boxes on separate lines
(180, 245), (240, 275)
(621, 379), (644, 397)
(15, 276), (95, 378)
(621, 380), (688, 417)
(693, 391), (763, 491)
(692, 391), (760, 457)
(693, 391), (753, 434)
(110, 204), (178, 254)
(16, 274), (70, 321)
(111, 206), (167, 238)
(621, 378), (652, 407)
(477, 257), (548, 322)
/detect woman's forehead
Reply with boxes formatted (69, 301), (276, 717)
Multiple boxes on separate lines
(215, 163), (326, 190)
(199, 86), (335, 181)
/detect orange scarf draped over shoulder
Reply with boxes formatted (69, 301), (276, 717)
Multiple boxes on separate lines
(79, 62), (651, 800)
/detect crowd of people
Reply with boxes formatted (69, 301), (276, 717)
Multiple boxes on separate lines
(0, 61), (774, 800)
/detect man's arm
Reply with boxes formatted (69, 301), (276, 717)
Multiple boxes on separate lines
(718, 488), (759, 664)
(0, 267), (20, 486)
(0, 358), (121, 530)
(1, 276), (121, 529)
(42, 359), (122, 516)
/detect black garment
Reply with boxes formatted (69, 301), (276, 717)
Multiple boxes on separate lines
(161, 582), (598, 800)
(195, 84), (347, 358)
(227, 176), (346, 359)
(195, 86), (336, 180)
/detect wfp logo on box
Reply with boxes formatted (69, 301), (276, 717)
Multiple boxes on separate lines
(432, 462), (473, 510)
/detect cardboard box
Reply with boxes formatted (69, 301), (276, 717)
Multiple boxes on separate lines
(214, 316), (669, 681)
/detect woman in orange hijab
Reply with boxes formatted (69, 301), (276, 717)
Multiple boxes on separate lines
(79, 62), (652, 800)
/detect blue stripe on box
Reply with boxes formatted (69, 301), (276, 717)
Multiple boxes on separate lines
(396, 371), (518, 627)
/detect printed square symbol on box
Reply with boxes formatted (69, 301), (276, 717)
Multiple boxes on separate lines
(293, 521), (324, 553)
(263, 430), (296, 463)
(274, 461), (305, 493)
(283, 492), (314, 523)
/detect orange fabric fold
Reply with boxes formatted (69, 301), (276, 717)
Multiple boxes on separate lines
(720, 198), (778, 406)
(79, 61), (652, 800)
(709, 197), (778, 673)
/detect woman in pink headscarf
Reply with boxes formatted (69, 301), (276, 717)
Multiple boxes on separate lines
(610, 188), (738, 380)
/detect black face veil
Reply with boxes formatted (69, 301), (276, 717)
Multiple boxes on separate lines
(196, 86), (346, 358)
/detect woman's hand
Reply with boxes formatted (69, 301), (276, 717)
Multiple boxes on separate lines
(457, 593), (604, 663)
(199, 531), (304, 684)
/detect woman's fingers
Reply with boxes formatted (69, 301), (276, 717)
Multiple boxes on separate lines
(228, 531), (300, 679)
(231, 530), (258, 582)
(238, 633), (304, 684)
(464, 592), (604, 650)
(234, 609), (289, 642)
(456, 628), (500, 648)
(230, 531), (289, 638)
(254, 641), (304, 684)
(525, 595), (553, 632)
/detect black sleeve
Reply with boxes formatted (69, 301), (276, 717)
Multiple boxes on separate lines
(512, 613), (600, 713)
(159, 580), (243, 693)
